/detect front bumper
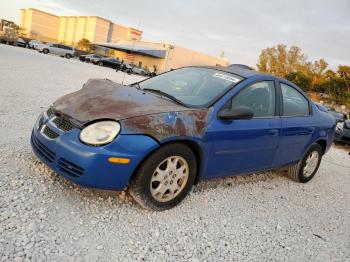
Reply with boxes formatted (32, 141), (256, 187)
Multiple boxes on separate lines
(30, 116), (159, 191)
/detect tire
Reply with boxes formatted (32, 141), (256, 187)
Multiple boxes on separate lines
(129, 143), (197, 211)
(43, 49), (49, 54)
(85, 58), (90, 63)
(98, 61), (103, 66)
(287, 144), (323, 183)
(65, 54), (71, 59)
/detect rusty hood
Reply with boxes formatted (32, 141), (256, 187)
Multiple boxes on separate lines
(53, 78), (190, 124)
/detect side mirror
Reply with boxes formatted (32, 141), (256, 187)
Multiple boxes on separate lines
(218, 106), (254, 120)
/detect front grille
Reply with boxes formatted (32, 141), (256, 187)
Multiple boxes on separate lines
(43, 126), (59, 139)
(53, 117), (77, 132)
(58, 158), (84, 177)
(31, 133), (56, 163)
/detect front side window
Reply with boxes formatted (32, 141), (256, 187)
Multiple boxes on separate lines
(139, 67), (243, 107)
(225, 81), (276, 117)
(281, 83), (310, 116)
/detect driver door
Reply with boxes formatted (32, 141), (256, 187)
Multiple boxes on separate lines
(206, 81), (281, 177)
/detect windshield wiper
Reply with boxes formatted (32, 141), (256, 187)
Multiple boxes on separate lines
(130, 82), (141, 89)
(143, 88), (186, 106)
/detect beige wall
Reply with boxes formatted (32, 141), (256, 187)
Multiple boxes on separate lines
(20, 8), (59, 42)
(19, 8), (227, 70)
(167, 45), (229, 70)
(93, 17), (109, 43)
(84, 17), (97, 42)
(111, 24), (130, 42)
(19, 8), (143, 45)
(113, 40), (228, 72)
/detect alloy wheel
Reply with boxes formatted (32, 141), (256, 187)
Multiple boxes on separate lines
(303, 151), (319, 177)
(150, 156), (189, 202)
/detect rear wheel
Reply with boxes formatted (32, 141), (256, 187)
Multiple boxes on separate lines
(65, 54), (72, 59)
(129, 143), (197, 211)
(43, 49), (49, 54)
(287, 144), (322, 183)
(98, 61), (103, 66)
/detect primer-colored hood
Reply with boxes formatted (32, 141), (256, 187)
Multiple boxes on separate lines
(53, 79), (188, 124)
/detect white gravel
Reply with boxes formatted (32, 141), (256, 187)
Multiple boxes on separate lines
(0, 44), (349, 261)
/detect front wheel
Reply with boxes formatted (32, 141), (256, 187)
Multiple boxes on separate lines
(43, 49), (49, 54)
(287, 144), (323, 183)
(98, 61), (103, 66)
(129, 143), (197, 211)
(65, 54), (72, 59)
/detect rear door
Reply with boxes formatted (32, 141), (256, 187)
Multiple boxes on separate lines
(49, 44), (60, 55)
(57, 45), (66, 56)
(273, 82), (314, 166)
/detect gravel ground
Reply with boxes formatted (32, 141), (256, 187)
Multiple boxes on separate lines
(0, 44), (349, 261)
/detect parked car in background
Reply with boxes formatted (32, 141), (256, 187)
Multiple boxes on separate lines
(38, 43), (75, 59)
(130, 65), (149, 76)
(31, 66), (335, 210)
(84, 54), (103, 63)
(88, 55), (104, 64)
(79, 54), (90, 62)
(16, 38), (27, 48)
(118, 62), (132, 72)
(316, 104), (347, 123)
(28, 40), (42, 49)
(335, 120), (350, 144)
(117, 63), (148, 75)
(94, 57), (121, 69)
(326, 106), (347, 123)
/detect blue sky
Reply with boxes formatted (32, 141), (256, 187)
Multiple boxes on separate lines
(1, 0), (349, 69)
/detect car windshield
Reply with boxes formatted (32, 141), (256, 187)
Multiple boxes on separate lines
(139, 67), (243, 107)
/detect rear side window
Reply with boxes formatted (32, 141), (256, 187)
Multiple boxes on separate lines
(281, 83), (310, 116)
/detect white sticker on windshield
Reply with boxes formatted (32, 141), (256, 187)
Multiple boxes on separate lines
(212, 73), (240, 83)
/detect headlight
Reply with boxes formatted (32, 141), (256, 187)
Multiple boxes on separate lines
(35, 110), (48, 130)
(80, 121), (121, 146)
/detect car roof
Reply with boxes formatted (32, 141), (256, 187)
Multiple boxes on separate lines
(202, 65), (268, 78)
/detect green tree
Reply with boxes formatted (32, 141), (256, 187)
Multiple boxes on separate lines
(257, 44), (308, 77)
(285, 71), (312, 91)
(77, 38), (91, 52)
(337, 65), (350, 91)
(257, 44), (350, 108)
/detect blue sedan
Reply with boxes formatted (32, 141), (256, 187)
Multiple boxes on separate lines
(31, 65), (335, 210)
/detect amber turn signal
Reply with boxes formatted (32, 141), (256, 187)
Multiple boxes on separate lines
(108, 157), (130, 164)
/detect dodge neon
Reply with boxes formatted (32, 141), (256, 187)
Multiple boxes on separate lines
(31, 65), (335, 210)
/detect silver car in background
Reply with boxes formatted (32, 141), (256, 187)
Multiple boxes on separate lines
(37, 43), (75, 59)
(28, 40), (42, 49)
